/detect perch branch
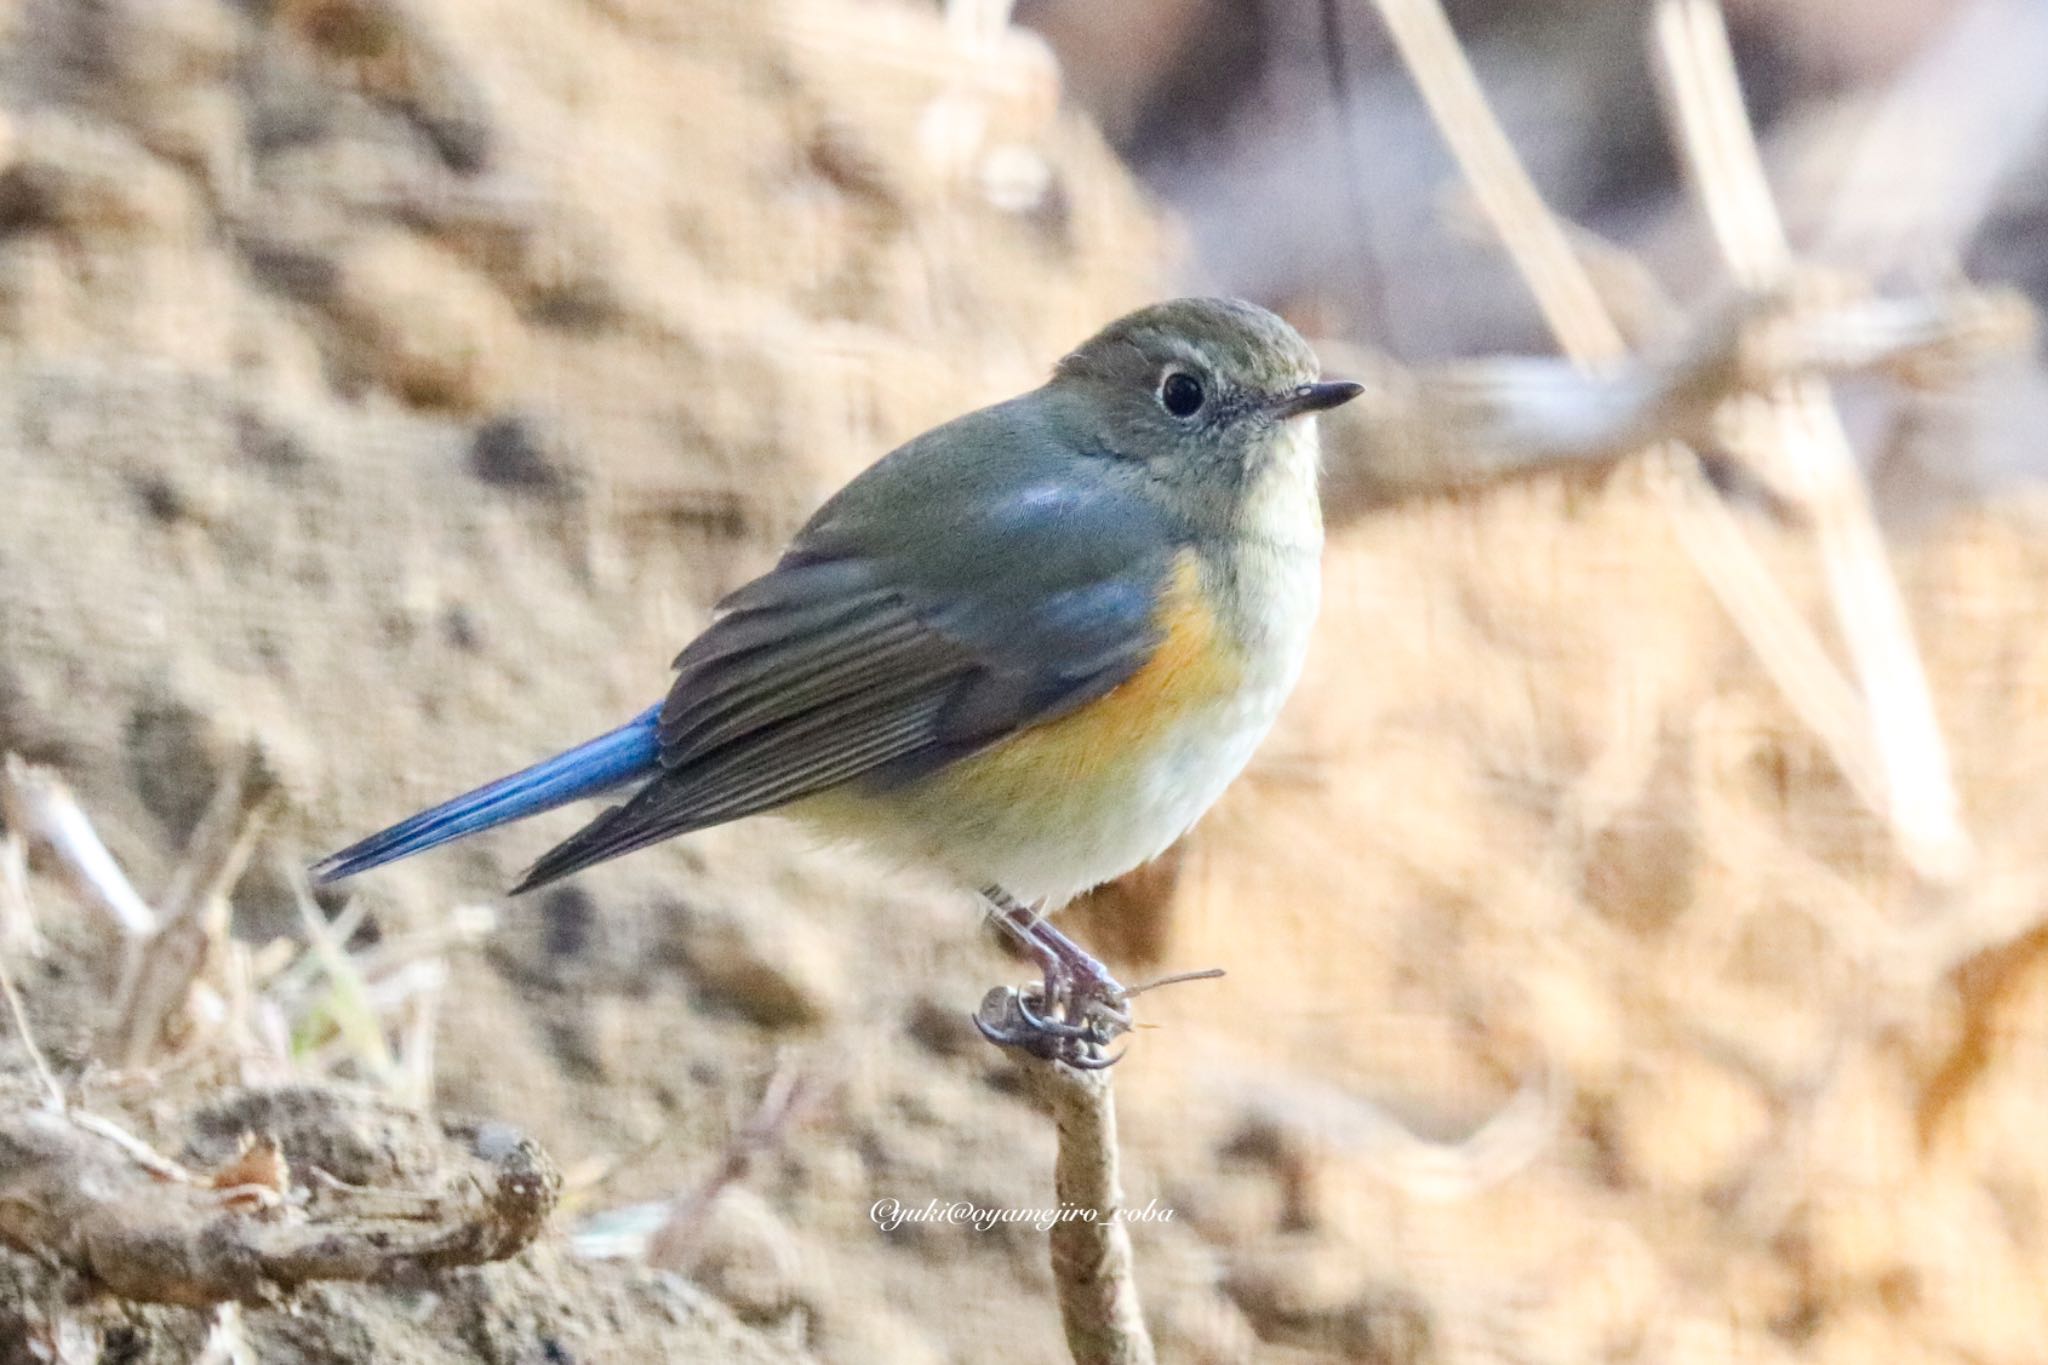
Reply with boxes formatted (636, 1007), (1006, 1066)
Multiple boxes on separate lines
(1032, 1059), (1157, 1365)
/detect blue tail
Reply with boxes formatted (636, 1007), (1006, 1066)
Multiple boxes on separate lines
(312, 706), (663, 885)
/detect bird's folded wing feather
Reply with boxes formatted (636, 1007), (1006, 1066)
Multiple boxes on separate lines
(514, 417), (1175, 891)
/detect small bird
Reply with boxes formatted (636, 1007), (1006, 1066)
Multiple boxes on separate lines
(315, 298), (1361, 1063)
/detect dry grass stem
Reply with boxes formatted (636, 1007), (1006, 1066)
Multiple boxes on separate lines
(287, 863), (401, 1088)
(1367, 0), (1623, 366)
(1366, 0), (1979, 880)
(0, 935), (63, 1110)
(155, 750), (283, 928)
(392, 960), (443, 1110)
(0, 833), (42, 959)
(1651, 0), (1973, 882)
(0, 754), (158, 939)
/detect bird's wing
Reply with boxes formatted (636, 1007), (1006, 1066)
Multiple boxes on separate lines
(514, 410), (1175, 891)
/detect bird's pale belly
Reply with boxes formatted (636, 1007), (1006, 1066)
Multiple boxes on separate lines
(794, 547), (1316, 904)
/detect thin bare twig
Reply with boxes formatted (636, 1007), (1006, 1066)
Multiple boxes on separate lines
(1033, 1062), (1156, 1365)
(647, 1053), (822, 1270)
(0, 935), (63, 1109)
(285, 859), (399, 1088)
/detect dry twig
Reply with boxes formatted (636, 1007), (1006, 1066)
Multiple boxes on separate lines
(646, 1052), (823, 1271)
(0, 930), (63, 1109)
(1031, 1061), (1156, 1365)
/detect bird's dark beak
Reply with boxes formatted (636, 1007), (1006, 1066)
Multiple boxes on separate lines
(1273, 379), (1365, 420)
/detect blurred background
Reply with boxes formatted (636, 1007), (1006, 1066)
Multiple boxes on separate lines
(2, 0), (2048, 1361)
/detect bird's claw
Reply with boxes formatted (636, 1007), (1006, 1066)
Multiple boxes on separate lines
(973, 980), (1131, 1069)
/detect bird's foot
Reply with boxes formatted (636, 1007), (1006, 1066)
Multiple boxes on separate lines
(974, 981), (1129, 1069)
(974, 886), (1134, 1068)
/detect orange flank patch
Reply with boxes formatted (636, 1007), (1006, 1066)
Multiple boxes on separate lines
(942, 550), (1243, 799)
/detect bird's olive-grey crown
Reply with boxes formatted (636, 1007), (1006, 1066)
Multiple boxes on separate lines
(1045, 298), (1358, 479)
(1059, 297), (1321, 396)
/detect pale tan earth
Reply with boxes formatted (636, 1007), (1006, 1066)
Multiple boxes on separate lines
(4, 1), (2048, 1363)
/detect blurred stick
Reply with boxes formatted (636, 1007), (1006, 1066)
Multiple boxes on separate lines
(0, 930), (64, 1109)
(1, 829), (43, 961)
(0, 754), (157, 940)
(1367, 0), (1623, 365)
(1324, 281), (2031, 511)
(1363, 0), (1963, 877)
(1650, 0), (1973, 883)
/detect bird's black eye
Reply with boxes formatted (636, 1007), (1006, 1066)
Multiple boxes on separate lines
(1159, 371), (1205, 418)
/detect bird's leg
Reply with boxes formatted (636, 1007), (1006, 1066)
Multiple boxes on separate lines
(1028, 917), (1133, 1033)
(982, 885), (1066, 1010)
(974, 886), (1132, 1066)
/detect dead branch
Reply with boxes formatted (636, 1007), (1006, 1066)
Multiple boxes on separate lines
(0, 1096), (559, 1309)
